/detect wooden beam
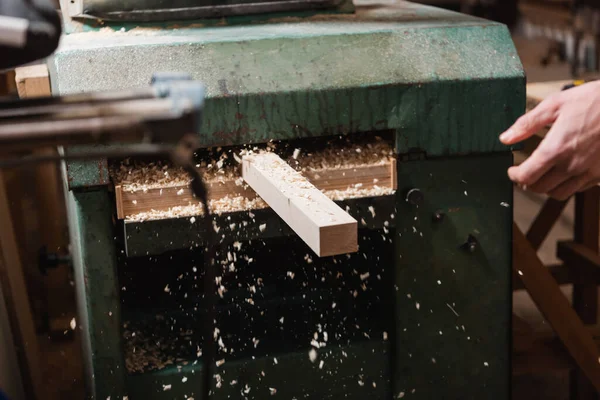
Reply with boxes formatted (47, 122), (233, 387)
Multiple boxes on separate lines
(513, 323), (600, 376)
(242, 152), (357, 257)
(16, 63), (73, 336)
(513, 264), (600, 290)
(572, 188), (600, 400)
(558, 241), (600, 274)
(14, 64), (50, 99)
(0, 171), (43, 400)
(513, 223), (600, 392)
(526, 198), (569, 250)
(513, 339), (575, 376)
(114, 160), (396, 220)
(513, 313), (536, 354)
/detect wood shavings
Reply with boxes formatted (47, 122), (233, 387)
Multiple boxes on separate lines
(113, 139), (395, 221)
(110, 159), (239, 193)
(123, 185), (392, 221)
(309, 348), (317, 362)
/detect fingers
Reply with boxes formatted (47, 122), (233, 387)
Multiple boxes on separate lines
(500, 95), (561, 145)
(576, 180), (600, 193)
(507, 142), (556, 187)
(527, 167), (565, 193)
(548, 172), (592, 200)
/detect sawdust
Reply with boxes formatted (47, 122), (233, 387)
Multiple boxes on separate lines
(110, 160), (239, 192)
(123, 318), (196, 373)
(124, 185), (393, 222)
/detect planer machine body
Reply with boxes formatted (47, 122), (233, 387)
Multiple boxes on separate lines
(48, 0), (524, 398)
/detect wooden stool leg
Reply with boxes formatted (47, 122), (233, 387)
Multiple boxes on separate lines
(526, 198), (569, 251)
(514, 223), (600, 392)
(571, 189), (600, 400)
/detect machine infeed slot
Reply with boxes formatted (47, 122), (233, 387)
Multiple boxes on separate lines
(110, 133), (397, 223)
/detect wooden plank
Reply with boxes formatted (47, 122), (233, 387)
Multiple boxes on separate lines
(115, 160), (396, 219)
(513, 313), (536, 354)
(513, 223), (600, 392)
(526, 80), (572, 106)
(526, 198), (569, 250)
(513, 339), (575, 376)
(16, 63), (73, 335)
(572, 188), (600, 400)
(242, 152), (357, 257)
(14, 64), (50, 99)
(514, 322), (600, 376)
(0, 171), (43, 400)
(115, 185), (125, 220)
(558, 241), (600, 273)
(513, 264), (600, 290)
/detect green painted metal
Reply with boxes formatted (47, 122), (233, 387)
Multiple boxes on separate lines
(65, 155), (111, 188)
(65, 187), (127, 399)
(119, 226), (394, 399)
(58, 3), (519, 398)
(49, 1), (525, 188)
(393, 153), (512, 398)
(123, 195), (395, 257)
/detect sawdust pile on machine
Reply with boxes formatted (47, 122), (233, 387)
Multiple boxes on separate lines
(50, 0), (524, 398)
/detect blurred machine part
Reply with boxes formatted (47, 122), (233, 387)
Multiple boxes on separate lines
(518, 0), (600, 77)
(0, 0), (61, 70)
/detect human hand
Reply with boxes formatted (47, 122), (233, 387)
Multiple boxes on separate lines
(499, 81), (600, 200)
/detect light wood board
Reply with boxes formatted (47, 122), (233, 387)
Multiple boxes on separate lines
(14, 64), (50, 99)
(242, 152), (358, 257)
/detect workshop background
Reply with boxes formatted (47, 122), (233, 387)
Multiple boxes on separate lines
(1, 0), (600, 399)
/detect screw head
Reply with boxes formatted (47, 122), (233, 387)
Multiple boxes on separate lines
(461, 234), (478, 253)
(405, 188), (424, 206)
